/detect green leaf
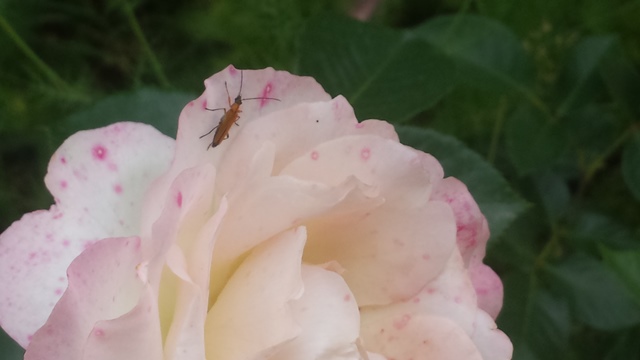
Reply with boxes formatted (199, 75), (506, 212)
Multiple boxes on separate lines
(499, 272), (572, 360)
(555, 36), (616, 118)
(568, 211), (640, 251)
(397, 125), (528, 241)
(622, 133), (640, 201)
(532, 172), (570, 222)
(59, 89), (196, 140)
(413, 14), (541, 110)
(546, 254), (640, 331)
(601, 247), (640, 305)
(298, 15), (456, 123)
(505, 104), (568, 175)
(599, 46), (640, 123)
(0, 328), (23, 360)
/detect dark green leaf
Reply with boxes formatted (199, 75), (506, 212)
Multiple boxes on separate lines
(505, 104), (568, 175)
(298, 15), (455, 123)
(59, 89), (196, 140)
(601, 247), (640, 305)
(397, 126), (528, 241)
(413, 14), (538, 102)
(499, 272), (572, 360)
(599, 42), (640, 122)
(622, 133), (640, 201)
(0, 329), (23, 360)
(568, 211), (640, 251)
(532, 172), (570, 222)
(556, 36), (616, 118)
(546, 254), (640, 330)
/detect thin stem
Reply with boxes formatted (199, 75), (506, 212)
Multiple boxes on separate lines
(487, 96), (508, 163)
(122, 1), (170, 88)
(577, 124), (637, 196)
(0, 14), (71, 91)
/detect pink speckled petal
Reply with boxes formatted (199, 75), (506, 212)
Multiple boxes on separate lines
(431, 177), (490, 266)
(204, 227), (306, 359)
(361, 252), (511, 360)
(80, 285), (162, 360)
(431, 177), (505, 318)
(24, 237), (162, 360)
(361, 313), (482, 360)
(304, 200), (456, 306)
(0, 122), (173, 346)
(469, 263), (504, 319)
(140, 66), (331, 237)
(217, 96), (399, 192)
(281, 134), (444, 208)
(395, 251), (478, 333)
(275, 265), (361, 359)
(468, 310), (513, 360)
(212, 174), (380, 261)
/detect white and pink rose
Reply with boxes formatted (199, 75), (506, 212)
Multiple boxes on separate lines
(0, 66), (512, 359)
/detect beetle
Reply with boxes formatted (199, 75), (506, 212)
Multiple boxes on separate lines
(200, 70), (280, 149)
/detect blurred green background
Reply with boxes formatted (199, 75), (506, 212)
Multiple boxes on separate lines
(1, 0), (640, 359)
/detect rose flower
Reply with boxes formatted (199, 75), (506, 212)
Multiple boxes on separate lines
(0, 66), (512, 359)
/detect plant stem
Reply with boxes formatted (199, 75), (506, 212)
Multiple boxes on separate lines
(487, 96), (508, 163)
(577, 124), (637, 197)
(0, 14), (71, 91)
(122, 2), (171, 88)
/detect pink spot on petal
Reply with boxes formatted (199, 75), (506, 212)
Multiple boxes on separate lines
(355, 122), (365, 129)
(260, 83), (275, 107)
(422, 253), (430, 261)
(202, 99), (208, 110)
(393, 314), (412, 330)
(92, 145), (107, 161)
(108, 163), (118, 172)
(94, 328), (104, 337)
(113, 184), (123, 194)
(60, 180), (67, 189)
(54, 288), (63, 296)
(229, 66), (238, 75)
(311, 151), (319, 160)
(60, 157), (67, 164)
(360, 147), (371, 161)
(176, 191), (183, 208)
(62, 240), (70, 247)
(344, 294), (351, 302)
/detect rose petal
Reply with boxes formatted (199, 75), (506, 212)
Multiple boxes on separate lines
(163, 197), (228, 359)
(204, 227), (306, 359)
(431, 177), (489, 266)
(281, 134), (444, 208)
(24, 237), (162, 360)
(80, 285), (163, 360)
(0, 122), (174, 346)
(468, 310), (513, 360)
(140, 66), (332, 238)
(360, 313), (483, 360)
(274, 265), (361, 359)
(304, 200), (456, 306)
(219, 96), (399, 189)
(360, 251), (512, 360)
(469, 263), (504, 319)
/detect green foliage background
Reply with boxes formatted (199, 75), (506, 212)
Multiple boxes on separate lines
(1, 0), (640, 358)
